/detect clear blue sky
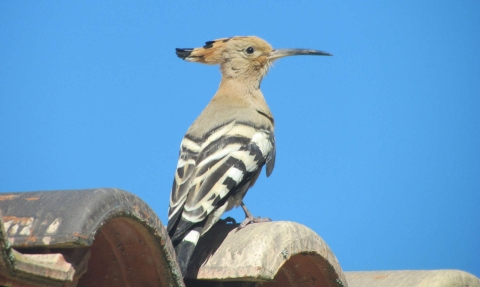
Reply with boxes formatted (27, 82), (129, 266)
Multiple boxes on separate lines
(1, 1), (479, 277)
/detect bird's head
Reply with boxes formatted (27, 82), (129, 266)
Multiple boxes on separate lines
(176, 36), (331, 84)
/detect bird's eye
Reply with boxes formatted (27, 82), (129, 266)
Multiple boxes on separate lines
(246, 47), (255, 54)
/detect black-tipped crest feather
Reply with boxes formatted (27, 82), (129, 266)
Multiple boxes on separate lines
(203, 41), (215, 49)
(175, 48), (193, 60)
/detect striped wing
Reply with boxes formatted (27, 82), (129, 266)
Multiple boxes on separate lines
(167, 121), (275, 242)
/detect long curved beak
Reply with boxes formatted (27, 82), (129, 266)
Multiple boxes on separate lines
(268, 48), (332, 60)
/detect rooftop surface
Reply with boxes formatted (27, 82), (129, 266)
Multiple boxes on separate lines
(0, 188), (478, 286)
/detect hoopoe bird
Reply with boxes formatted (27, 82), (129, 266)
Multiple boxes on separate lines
(167, 36), (331, 277)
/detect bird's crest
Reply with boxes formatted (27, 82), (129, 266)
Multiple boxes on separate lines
(176, 37), (233, 65)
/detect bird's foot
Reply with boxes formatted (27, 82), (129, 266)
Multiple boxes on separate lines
(237, 201), (272, 230)
(238, 216), (272, 230)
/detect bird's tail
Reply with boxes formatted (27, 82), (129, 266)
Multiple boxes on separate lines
(174, 226), (202, 277)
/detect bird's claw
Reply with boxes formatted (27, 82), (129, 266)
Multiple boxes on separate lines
(238, 216), (272, 230)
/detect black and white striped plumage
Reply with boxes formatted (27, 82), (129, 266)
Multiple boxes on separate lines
(168, 120), (275, 241)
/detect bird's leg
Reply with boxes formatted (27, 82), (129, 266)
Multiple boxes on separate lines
(238, 201), (272, 229)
